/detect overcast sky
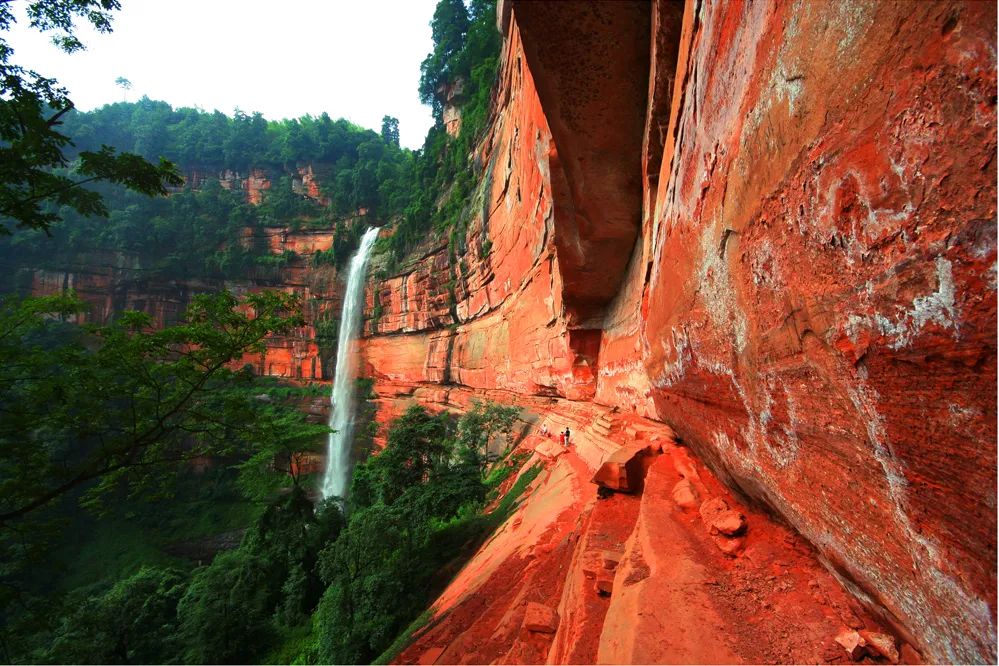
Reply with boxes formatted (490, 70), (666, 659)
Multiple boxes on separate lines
(5, 0), (439, 149)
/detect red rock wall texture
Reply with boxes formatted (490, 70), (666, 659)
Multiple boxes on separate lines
(640, 2), (996, 662)
(364, 21), (596, 402)
(28, 227), (343, 381)
(362, 1), (996, 661)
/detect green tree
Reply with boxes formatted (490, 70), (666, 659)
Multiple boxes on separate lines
(0, 289), (305, 527)
(174, 488), (344, 664)
(380, 115), (400, 147)
(176, 549), (275, 663)
(349, 404), (453, 507)
(314, 404), (492, 664)
(43, 566), (187, 664)
(419, 0), (471, 118)
(455, 400), (520, 470)
(0, 1), (181, 234)
(114, 75), (132, 101)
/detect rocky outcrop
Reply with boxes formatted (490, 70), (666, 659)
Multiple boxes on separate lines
(442, 79), (466, 138)
(293, 164), (332, 206)
(364, 1), (997, 662)
(364, 21), (601, 401)
(511, 0), (653, 324)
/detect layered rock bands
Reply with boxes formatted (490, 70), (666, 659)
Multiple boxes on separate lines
(362, 2), (997, 663)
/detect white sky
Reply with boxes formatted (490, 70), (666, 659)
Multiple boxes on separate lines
(5, 0), (439, 149)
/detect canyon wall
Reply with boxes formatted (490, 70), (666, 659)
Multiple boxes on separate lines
(362, 1), (997, 662)
(16, 165), (355, 381)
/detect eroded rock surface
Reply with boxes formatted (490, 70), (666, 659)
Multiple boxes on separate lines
(365, 1), (997, 662)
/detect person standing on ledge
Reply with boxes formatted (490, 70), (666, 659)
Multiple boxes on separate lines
(564, 427), (571, 448)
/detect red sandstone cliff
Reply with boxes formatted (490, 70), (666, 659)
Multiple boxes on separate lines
(28, 224), (344, 381)
(361, 1), (997, 663)
(25, 162), (357, 380)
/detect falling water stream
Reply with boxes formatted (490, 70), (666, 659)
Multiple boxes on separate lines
(321, 226), (380, 500)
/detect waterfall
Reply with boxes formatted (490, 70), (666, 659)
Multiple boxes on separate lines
(321, 226), (380, 500)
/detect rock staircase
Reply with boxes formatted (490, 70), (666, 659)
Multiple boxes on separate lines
(586, 411), (616, 439)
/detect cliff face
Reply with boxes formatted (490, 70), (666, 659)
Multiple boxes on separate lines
(363, 1), (997, 662)
(26, 209), (346, 381)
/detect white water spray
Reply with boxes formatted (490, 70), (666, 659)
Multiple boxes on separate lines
(321, 226), (380, 499)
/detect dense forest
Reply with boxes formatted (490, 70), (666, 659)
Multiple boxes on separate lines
(0, 0), (514, 663)
(0, 0), (499, 280)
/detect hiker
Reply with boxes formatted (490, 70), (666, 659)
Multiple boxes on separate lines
(559, 431), (566, 447)
(564, 427), (571, 448)
(541, 423), (549, 438)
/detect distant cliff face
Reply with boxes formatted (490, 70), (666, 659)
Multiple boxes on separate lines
(26, 165), (347, 381)
(362, 1), (997, 662)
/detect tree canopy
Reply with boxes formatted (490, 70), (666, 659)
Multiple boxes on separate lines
(0, 289), (323, 526)
(0, 0), (182, 235)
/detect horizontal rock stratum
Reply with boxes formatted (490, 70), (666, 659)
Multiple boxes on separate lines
(361, 1), (997, 663)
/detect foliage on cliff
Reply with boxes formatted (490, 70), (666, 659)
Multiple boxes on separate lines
(0, 290), (325, 527)
(382, 0), (501, 268)
(58, 102), (414, 218)
(313, 402), (527, 665)
(0, 100), (416, 280)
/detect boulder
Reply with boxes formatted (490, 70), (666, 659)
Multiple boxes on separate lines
(523, 602), (559, 633)
(709, 510), (747, 536)
(591, 442), (660, 493)
(595, 572), (614, 596)
(672, 478), (699, 509)
(860, 630), (899, 664)
(834, 630), (867, 661)
(712, 535), (745, 558)
(698, 497), (730, 523)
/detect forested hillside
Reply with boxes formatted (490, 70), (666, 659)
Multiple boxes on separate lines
(0, 0), (499, 283)
(1, 104), (411, 281)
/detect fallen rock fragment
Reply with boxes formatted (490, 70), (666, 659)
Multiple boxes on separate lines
(860, 630), (900, 664)
(699, 497), (730, 523)
(834, 629), (867, 660)
(523, 602), (559, 634)
(672, 478), (699, 509)
(712, 534), (745, 557)
(595, 572), (614, 596)
(710, 509), (747, 536)
(601, 550), (622, 570)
